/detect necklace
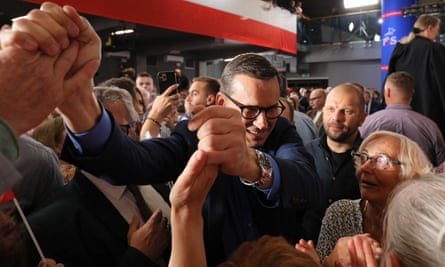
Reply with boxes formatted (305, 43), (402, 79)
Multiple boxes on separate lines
(363, 199), (369, 216)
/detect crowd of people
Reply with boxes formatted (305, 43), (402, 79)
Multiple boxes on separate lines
(1, 2), (445, 267)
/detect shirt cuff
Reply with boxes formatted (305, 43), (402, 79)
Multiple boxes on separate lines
(65, 104), (112, 155)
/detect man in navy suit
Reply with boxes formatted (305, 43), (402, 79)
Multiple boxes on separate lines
(62, 56), (320, 266)
(8, 4), (321, 266)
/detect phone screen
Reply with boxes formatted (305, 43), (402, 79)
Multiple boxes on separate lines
(157, 71), (178, 95)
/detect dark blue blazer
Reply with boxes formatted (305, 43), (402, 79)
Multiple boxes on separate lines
(61, 116), (321, 266)
(24, 170), (159, 267)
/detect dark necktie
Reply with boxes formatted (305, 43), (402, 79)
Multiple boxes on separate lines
(127, 185), (152, 221)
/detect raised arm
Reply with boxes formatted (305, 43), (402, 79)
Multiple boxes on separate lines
(169, 150), (218, 267)
(5, 2), (102, 133)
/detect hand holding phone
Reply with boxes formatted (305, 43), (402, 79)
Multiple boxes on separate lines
(157, 71), (178, 95)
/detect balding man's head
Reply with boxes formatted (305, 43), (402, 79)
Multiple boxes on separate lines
(309, 88), (326, 111)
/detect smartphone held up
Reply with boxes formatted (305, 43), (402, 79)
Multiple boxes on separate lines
(157, 71), (178, 95)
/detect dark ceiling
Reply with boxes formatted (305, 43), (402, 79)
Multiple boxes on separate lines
(1, 0), (373, 60)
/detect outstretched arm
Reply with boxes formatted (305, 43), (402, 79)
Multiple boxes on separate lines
(169, 150), (218, 267)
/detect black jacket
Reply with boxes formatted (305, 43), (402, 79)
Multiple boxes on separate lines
(25, 170), (159, 267)
(388, 36), (445, 138)
(302, 134), (362, 243)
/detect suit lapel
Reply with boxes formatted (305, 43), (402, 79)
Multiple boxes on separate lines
(72, 170), (129, 243)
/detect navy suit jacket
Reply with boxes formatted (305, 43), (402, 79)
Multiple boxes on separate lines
(25, 170), (159, 267)
(61, 116), (321, 266)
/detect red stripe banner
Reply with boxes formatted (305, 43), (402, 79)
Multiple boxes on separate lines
(24, 0), (296, 53)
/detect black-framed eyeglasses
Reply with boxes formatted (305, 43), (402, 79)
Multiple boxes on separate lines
(351, 151), (402, 170)
(223, 92), (285, 120)
(119, 122), (136, 135)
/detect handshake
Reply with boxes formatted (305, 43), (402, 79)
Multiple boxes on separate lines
(0, 2), (102, 135)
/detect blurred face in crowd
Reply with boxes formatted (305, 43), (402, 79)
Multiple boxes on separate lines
(186, 81), (215, 111)
(105, 101), (138, 141)
(136, 76), (155, 94)
(309, 89), (325, 111)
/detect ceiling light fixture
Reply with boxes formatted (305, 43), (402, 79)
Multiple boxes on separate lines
(111, 29), (135, 36)
(344, 0), (379, 9)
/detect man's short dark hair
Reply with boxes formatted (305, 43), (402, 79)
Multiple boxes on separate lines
(220, 53), (279, 95)
(386, 71), (415, 96)
(192, 77), (220, 96)
(136, 72), (153, 79)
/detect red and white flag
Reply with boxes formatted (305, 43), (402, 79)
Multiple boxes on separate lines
(0, 188), (15, 204)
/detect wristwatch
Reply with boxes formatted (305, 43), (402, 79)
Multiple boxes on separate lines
(239, 149), (273, 187)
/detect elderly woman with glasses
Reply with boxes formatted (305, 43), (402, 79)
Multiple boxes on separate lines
(296, 130), (432, 267)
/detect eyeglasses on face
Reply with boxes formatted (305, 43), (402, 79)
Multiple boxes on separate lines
(351, 151), (402, 170)
(223, 92), (285, 120)
(119, 122), (137, 135)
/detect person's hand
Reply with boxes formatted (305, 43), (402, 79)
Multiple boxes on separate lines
(140, 85), (180, 138)
(5, 2), (84, 56)
(295, 239), (321, 267)
(9, 2), (99, 70)
(340, 235), (378, 267)
(188, 106), (259, 181)
(170, 150), (218, 214)
(47, 4), (102, 131)
(149, 85), (180, 121)
(0, 37), (80, 135)
(127, 209), (169, 261)
(323, 234), (382, 267)
(169, 150), (218, 267)
(37, 258), (64, 267)
(6, 2), (102, 132)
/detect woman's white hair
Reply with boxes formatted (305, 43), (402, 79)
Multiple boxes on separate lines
(359, 130), (432, 181)
(382, 173), (445, 267)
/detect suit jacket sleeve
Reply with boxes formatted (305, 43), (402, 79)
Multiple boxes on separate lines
(263, 118), (321, 211)
(61, 119), (196, 185)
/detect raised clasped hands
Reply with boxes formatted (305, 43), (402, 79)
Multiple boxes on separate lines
(1, 2), (102, 132)
(188, 105), (258, 179)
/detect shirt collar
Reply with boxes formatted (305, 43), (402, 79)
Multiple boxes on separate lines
(81, 170), (127, 199)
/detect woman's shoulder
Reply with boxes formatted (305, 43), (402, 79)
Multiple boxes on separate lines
(326, 199), (361, 212)
(323, 199), (362, 221)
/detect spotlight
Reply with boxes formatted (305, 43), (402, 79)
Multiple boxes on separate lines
(111, 29), (135, 36)
(344, 0), (379, 9)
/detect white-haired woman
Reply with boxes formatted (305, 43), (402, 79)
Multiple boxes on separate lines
(296, 131), (433, 267)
